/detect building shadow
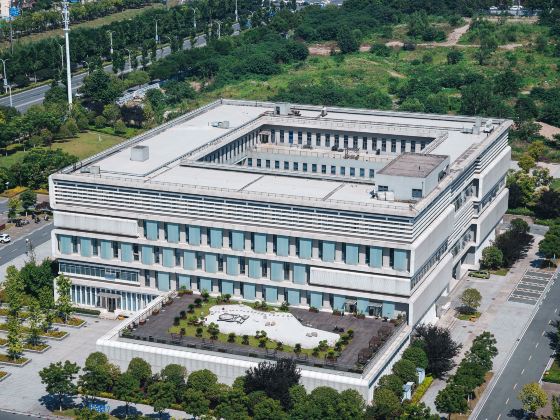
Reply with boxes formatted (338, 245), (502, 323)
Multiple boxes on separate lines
(38, 393), (76, 412)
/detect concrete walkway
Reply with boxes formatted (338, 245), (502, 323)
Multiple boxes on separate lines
(421, 234), (545, 413)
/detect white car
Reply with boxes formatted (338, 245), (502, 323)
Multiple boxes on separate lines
(0, 234), (11, 243)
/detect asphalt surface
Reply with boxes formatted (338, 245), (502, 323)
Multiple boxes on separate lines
(0, 222), (53, 266)
(473, 269), (559, 419)
(0, 29), (220, 112)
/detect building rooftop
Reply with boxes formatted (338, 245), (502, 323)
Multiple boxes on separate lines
(377, 153), (448, 178)
(56, 99), (512, 212)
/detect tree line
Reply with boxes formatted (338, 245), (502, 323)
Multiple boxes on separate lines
(0, 0), (155, 39)
(0, 0), (263, 85)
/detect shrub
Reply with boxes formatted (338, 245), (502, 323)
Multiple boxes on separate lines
(276, 341), (284, 351)
(294, 343), (302, 354)
(194, 298), (202, 307)
(242, 335), (250, 345)
(411, 376), (433, 403)
(259, 338), (268, 348)
(187, 304), (195, 313)
(347, 329), (354, 339)
(180, 310), (186, 319)
(402, 346), (429, 370)
(228, 332), (236, 343)
(173, 317), (180, 326)
(195, 327), (203, 337)
(393, 359), (418, 384)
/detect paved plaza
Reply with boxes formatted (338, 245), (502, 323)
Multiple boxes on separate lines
(422, 235), (547, 412)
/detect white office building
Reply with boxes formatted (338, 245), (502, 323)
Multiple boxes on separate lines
(50, 99), (510, 398)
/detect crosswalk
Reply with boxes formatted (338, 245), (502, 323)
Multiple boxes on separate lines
(507, 270), (555, 305)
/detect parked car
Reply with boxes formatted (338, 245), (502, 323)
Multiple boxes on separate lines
(0, 233), (11, 243)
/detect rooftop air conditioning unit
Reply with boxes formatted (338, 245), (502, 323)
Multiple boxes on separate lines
(89, 166), (100, 175)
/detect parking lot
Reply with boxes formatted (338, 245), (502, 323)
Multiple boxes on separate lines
(508, 270), (555, 305)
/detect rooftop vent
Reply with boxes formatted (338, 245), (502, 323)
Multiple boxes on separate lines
(80, 165), (100, 174)
(131, 145), (149, 162)
(210, 120), (230, 129)
(473, 117), (482, 135)
(274, 103), (291, 116)
(483, 119), (494, 133)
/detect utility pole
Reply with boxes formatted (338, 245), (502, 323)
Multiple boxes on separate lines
(107, 30), (114, 55)
(193, 8), (197, 30)
(235, 0), (238, 23)
(62, 0), (72, 108)
(0, 59), (12, 108)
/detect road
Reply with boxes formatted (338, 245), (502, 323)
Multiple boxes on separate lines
(0, 410), (51, 419)
(0, 222), (53, 266)
(0, 28), (223, 112)
(472, 269), (559, 419)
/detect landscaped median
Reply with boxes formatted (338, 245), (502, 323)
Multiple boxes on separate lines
(0, 308), (85, 328)
(0, 370), (11, 382)
(0, 338), (49, 353)
(543, 360), (560, 384)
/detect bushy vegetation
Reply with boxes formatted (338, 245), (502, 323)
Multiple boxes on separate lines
(435, 332), (498, 416)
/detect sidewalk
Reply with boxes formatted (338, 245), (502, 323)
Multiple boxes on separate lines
(422, 235), (544, 412)
(97, 397), (189, 419)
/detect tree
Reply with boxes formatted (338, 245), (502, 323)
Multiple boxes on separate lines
(460, 288), (482, 315)
(244, 358), (301, 409)
(414, 324), (461, 378)
(4, 265), (25, 317)
(39, 361), (80, 411)
(160, 363), (187, 402)
(55, 275), (73, 323)
(536, 189), (560, 220)
(113, 373), (141, 418)
(393, 359), (418, 384)
(253, 396), (287, 420)
(540, 226), (560, 259)
(469, 331), (498, 371)
(8, 197), (20, 220)
(518, 153), (536, 173)
(475, 30), (497, 65)
(337, 26), (359, 54)
(127, 357), (152, 389)
(6, 315), (24, 360)
(518, 382), (547, 415)
(148, 381), (175, 418)
(552, 395), (560, 420)
(20, 189), (37, 214)
(186, 369), (218, 396)
(400, 401), (439, 419)
(182, 389), (210, 418)
(79, 352), (115, 399)
(435, 384), (468, 416)
(27, 298), (44, 347)
(79, 69), (124, 104)
(527, 140), (546, 161)
(377, 374), (404, 397)
(214, 389), (250, 420)
(368, 387), (403, 419)
(446, 49), (463, 65)
(338, 389), (366, 419)
(480, 246), (503, 270)
(402, 346), (428, 370)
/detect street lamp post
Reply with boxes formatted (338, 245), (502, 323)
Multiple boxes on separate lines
(235, 0), (238, 22)
(0, 59), (12, 108)
(216, 20), (221, 39)
(107, 30), (114, 55)
(155, 19), (159, 43)
(62, 1), (72, 108)
(193, 8), (197, 30)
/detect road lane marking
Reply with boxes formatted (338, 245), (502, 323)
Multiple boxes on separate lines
(513, 383), (518, 389)
(536, 342), (539, 348)
(529, 355), (532, 361)
(543, 330), (546, 336)
(521, 368), (525, 374)
(505, 398), (509, 405)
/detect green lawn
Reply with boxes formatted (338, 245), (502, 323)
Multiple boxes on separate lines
(456, 311), (482, 321)
(490, 268), (509, 276)
(0, 130), (125, 169)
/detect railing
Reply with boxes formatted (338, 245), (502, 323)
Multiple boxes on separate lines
(361, 322), (408, 374)
(65, 172), (414, 212)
